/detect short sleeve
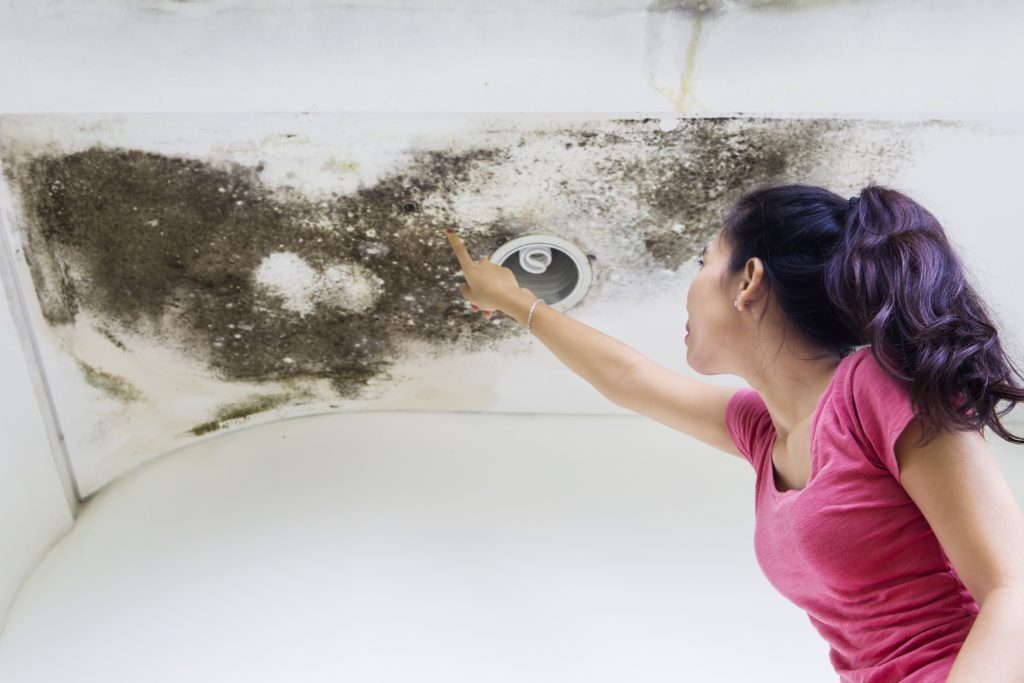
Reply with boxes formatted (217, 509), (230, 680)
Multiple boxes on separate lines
(725, 387), (773, 468)
(847, 352), (918, 484)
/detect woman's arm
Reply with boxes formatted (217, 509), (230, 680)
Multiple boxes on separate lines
(947, 586), (1024, 682)
(501, 287), (647, 404)
(893, 418), (1024, 681)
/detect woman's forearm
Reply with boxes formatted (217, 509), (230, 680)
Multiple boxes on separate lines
(500, 288), (648, 404)
(946, 586), (1024, 682)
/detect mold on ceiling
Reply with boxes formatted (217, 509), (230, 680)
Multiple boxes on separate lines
(0, 113), (939, 494)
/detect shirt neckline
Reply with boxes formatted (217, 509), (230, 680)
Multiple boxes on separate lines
(765, 349), (862, 499)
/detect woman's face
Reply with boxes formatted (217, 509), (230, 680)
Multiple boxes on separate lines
(685, 230), (749, 374)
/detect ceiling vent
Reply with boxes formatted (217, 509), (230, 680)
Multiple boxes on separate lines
(489, 235), (593, 312)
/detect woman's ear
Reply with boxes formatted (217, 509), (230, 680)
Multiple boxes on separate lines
(741, 259), (765, 305)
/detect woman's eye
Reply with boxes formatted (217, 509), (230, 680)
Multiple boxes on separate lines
(696, 256), (704, 267)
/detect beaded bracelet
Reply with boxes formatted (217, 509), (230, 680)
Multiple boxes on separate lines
(526, 298), (544, 334)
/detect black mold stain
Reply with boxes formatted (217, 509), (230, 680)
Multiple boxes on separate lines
(627, 117), (821, 264)
(98, 326), (128, 351)
(8, 144), (515, 399)
(1, 116), (930, 420)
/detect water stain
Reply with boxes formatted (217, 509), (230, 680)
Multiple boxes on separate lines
(647, 0), (729, 18)
(647, 0), (858, 15)
(644, 0), (858, 112)
(1, 116), (934, 426)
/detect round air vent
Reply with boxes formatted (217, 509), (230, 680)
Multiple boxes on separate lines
(489, 235), (593, 312)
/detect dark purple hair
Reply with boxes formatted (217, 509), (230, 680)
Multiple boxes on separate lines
(721, 182), (1024, 446)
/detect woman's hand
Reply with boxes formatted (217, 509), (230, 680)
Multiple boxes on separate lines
(445, 228), (522, 318)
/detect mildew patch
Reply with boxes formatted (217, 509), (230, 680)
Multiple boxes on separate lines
(1, 115), (930, 428)
(187, 390), (312, 436)
(6, 144), (509, 396)
(76, 360), (144, 402)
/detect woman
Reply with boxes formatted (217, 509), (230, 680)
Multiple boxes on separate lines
(445, 183), (1024, 682)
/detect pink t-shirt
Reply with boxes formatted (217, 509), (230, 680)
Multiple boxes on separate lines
(725, 345), (980, 682)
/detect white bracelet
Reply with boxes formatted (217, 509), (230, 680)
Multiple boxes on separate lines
(526, 298), (544, 334)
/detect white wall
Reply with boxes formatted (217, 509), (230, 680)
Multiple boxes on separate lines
(1, 0), (1021, 114)
(0, 240), (74, 638)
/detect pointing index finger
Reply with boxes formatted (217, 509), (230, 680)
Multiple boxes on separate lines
(445, 229), (475, 270)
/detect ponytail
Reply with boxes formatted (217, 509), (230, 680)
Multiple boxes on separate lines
(722, 182), (1024, 446)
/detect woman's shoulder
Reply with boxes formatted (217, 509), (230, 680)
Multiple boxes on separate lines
(836, 346), (919, 481)
(842, 346), (912, 393)
(835, 348), (917, 432)
(725, 386), (773, 467)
